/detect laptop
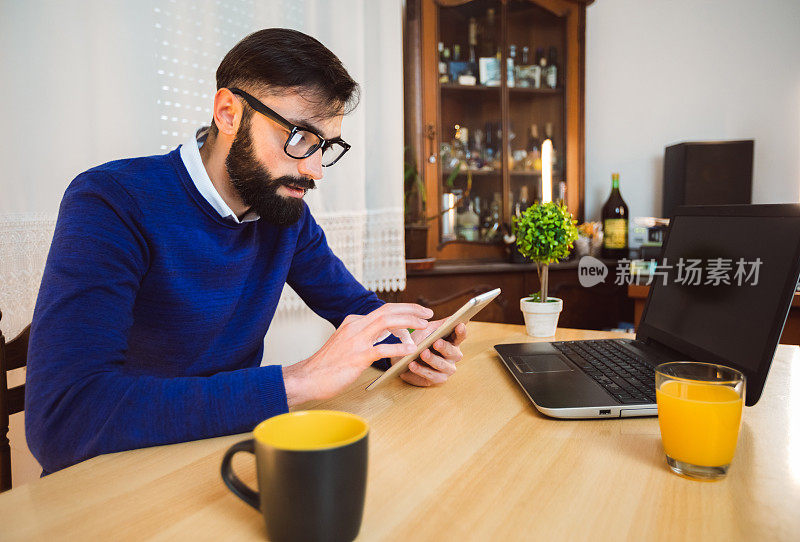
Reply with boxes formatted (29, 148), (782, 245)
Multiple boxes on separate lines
(495, 204), (800, 418)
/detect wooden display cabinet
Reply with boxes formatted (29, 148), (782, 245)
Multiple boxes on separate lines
(405, 0), (590, 261)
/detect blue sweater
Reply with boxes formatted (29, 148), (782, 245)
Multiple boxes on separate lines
(26, 148), (389, 474)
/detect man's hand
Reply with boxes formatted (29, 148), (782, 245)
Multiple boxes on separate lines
(394, 319), (467, 387)
(282, 303), (433, 406)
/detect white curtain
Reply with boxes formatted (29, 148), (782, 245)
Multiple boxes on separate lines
(0, 0), (406, 361)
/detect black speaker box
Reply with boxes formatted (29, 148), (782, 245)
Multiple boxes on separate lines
(662, 140), (753, 219)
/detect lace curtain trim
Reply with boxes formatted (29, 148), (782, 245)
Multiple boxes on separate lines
(0, 209), (406, 336)
(278, 207), (407, 312)
(0, 213), (57, 338)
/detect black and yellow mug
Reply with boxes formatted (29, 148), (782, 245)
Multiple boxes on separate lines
(220, 410), (369, 542)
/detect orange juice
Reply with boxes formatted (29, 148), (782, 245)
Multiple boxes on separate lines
(656, 380), (743, 467)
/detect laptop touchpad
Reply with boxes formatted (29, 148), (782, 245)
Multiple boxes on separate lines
(511, 354), (573, 374)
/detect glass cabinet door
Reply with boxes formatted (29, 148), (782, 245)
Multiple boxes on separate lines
(420, 0), (583, 259)
(506, 0), (567, 216)
(437, 0), (503, 246)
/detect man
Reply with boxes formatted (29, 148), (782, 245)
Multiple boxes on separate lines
(26, 28), (466, 474)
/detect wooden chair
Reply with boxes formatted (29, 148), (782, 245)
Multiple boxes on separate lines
(0, 310), (31, 492)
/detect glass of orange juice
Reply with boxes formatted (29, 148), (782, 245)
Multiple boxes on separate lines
(655, 362), (745, 480)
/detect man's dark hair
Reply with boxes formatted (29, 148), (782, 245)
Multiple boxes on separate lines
(210, 28), (360, 135)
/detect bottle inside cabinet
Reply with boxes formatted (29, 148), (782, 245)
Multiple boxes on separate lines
(440, 117), (503, 244)
(508, 0), (567, 208)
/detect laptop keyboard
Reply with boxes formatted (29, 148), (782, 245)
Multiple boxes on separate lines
(552, 340), (657, 405)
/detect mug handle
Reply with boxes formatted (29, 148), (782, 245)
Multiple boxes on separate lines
(220, 439), (260, 510)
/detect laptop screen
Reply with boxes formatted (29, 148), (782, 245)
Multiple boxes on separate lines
(637, 206), (800, 405)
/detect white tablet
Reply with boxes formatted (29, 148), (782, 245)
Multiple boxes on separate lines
(365, 288), (501, 390)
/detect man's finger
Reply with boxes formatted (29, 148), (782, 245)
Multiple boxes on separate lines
(400, 371), (431, 387)
(373, 341), (417, 360)
(365, 314), (430, 340)
(410, 318), (445, 341)
(391, 327), (414, 345)
(409, 360), (448, 384)
(420, 348), (457, 376)
(430, 338), (462, 364)
(375, 327), (414, 346)
(374, 303), (433, 319)
(450, 322), (467, 347)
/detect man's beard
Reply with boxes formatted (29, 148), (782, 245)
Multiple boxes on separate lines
(225, 117), (316, 227)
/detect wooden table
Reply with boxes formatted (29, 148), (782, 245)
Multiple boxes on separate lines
(2, 322), (799, 541)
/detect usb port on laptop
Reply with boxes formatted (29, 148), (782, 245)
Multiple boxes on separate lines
(599, 409), (611, 415)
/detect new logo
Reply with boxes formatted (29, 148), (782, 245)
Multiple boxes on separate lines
(578, 256), (608, 287)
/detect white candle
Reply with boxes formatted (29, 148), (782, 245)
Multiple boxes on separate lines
(542, 139), (553, 203)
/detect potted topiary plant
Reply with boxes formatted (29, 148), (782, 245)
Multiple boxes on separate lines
(513, 201), (578, 337)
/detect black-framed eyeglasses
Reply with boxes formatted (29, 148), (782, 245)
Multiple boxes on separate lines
(229, 87), (351, 167)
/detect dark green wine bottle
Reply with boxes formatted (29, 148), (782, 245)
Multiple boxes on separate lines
(601, 173), (629, 259)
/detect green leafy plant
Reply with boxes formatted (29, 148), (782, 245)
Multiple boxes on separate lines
(444, 161), (461, 189)
(404, 147), (476, 225)
(404, 147), (426, 225)
(513, 201), (578, 303)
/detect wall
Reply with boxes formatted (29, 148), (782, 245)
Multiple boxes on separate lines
(0, 0), (162, 215)
(584, 0), (800, 221)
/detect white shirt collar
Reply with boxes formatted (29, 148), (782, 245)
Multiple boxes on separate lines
(179, 127), (259, 223)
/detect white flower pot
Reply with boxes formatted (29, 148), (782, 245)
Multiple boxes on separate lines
(520, 297), (563, 338)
